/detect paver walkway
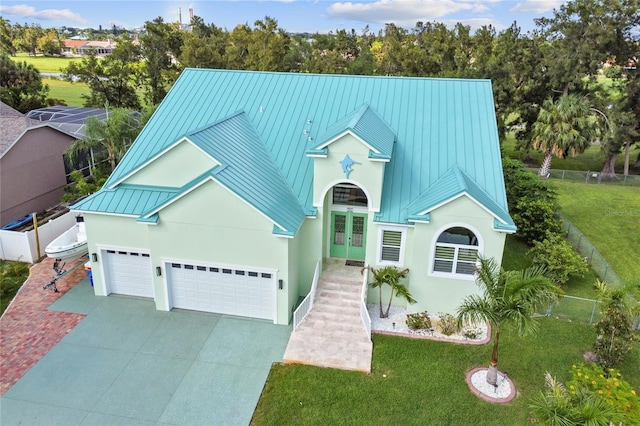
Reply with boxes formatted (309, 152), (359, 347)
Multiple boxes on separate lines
(0, 257), (87, 395)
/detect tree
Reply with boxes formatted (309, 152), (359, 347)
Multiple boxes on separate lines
(36, 28), (63, 56)
(0, 53), (49, 112)
(66, 108), (143, 172)
(457, 257), (560, 385)
(0, 18), (15, 55)
(593, 280), (639, 369)
(63, 36), (142, 109)
(529, 232), (588, 285)
(531, 95), (599, 177)
(534, 0), (640, 97)
(140, 17), (183, 105)
(365, 266), (415, 319)
(245, 17), (290, 72)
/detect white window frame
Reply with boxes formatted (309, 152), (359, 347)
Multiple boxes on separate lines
(429, 223), (482, 281)
(376, 225), (407, 266)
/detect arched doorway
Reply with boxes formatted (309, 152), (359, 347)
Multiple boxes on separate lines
(328, 183), (369, 261)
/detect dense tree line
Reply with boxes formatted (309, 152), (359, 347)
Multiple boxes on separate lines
(1, 0), (638, 174)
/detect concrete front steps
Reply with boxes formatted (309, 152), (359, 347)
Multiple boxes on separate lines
(282, 267), (373, 373)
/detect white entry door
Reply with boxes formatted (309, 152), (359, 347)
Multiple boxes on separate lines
(104, 249), (154, 298)
(167, 262), (275, 321)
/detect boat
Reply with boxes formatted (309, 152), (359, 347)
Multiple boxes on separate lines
(1, 212), (36, 231)
(45, 219), (88, 261)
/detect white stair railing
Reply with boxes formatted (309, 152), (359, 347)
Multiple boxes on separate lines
(360, 266), (371, 340)
(293, 258), (321, 330)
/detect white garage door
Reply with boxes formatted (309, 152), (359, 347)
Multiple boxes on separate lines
(168, 262), (275, 320)
(104, 249), (154, 298)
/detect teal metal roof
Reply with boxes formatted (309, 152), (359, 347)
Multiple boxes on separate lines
(184, 112), (307, 234)
(405, 166), (516, 231)
(309, 104), (395, 160)
(85, 69), (512, 231)
(73, 184), (179, 216)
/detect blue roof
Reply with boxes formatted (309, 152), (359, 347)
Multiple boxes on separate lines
(404, 166), (516, 231)
(310, 104), (395, 160)
(81, 69), (512, 232)
(73, 184), (179, 216)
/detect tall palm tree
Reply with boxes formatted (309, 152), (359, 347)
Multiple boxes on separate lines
(457, 257), (561, 385)
(66, 107), (143, 173)
(532, 95), (599, 177)
(366, 266), (415, 319)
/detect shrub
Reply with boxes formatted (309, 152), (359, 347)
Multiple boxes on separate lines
(529, 232), (588, 285)
(405, 311), (432, 330)
(593, 281), (638, 369)
(502, 158), (562, 244)
(513, 198), (562, 244)
(530, 365), (640, 425)
(462, 327), (483, 340)
(436, 313), (458, 336)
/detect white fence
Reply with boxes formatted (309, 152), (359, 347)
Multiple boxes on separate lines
(360, 266), (371, 340)
(0, 212), (76, 263)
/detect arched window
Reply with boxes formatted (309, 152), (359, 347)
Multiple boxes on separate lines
(433, 227), (479, 275)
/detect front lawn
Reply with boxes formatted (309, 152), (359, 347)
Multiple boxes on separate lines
(253, 319), (638, 425)
(554, 181), (640, 286)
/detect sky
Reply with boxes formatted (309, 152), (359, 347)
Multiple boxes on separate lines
(0, 0), (567, 34)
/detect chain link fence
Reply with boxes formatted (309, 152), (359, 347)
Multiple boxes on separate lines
(524, 168), (640, 186)
(541, 295), (639, 330)
(556, 211), (624, 287)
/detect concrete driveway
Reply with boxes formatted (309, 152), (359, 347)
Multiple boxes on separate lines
(1, 280), (291, 425)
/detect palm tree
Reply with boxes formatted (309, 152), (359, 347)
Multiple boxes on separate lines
(457, 257), (561, 385)
(366, 266), (415, 319)
(66, 107), (143, 173)
(532, 95), (599, 177)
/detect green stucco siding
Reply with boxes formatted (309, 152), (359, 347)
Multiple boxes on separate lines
(406, 195), (506, 314)
(312, 134), (385, 211)
(83, 213), (149, 297)
(124, 140), (219, 187)
(84, 180), (294, 325)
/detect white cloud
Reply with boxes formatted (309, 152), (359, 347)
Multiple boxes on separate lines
(327, 0), (476, 26)
(0, 4), (88, 24)
(510, 0), (564, 14)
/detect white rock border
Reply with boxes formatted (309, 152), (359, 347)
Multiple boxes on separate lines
(368, 304), (490, 345)
(466, 367), (517, 403)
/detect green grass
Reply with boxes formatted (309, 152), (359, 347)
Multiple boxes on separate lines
(502, 133), (640, 175)
(253, 319), (639, 425)
(45, 77), (90, 107)
(554, 181), (640, 286)
(12, 53), (80, 73)
(0, 260), (30, 315)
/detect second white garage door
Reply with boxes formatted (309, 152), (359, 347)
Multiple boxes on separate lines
(104, 249), (154, 298)
(167, 262), (275, 320)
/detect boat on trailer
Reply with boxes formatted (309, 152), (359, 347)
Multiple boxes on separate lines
(45, 218), (88, 261)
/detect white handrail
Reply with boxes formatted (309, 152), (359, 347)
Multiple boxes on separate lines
(293, 258), (322, 330)
(360, 266), (372, 340)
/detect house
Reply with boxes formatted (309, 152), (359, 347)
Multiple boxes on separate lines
(0, 104), (107, 228)
(62, 39), (88, 56)
(75, 40), (117, 56)
(72, 69), (516, 326)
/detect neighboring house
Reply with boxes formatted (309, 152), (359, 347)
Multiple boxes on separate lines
(75, 40), (117, 56)
(72, 70), (516, 325)
(62, 39), (87, 56)
(0, 104), (106, 228)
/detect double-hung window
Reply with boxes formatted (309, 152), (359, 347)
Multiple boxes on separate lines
(433, 227), (479, 276)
